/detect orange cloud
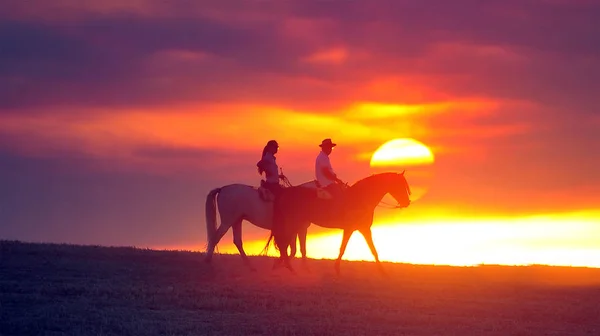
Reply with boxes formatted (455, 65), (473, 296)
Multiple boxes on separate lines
(302, 47), (349, 65)
(0, 95), (518, 174)
(0, 103), (397, 157)
(427, 42), (528, 63)
(345, 99), (498, 120)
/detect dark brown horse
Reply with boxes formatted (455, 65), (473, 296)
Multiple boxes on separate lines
(264, 171), (412, 275)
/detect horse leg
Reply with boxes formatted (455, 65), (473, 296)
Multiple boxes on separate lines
(205, 209), (237, 263)
(271, 205), (296, 274)
(298, 225), (310, 272)
(289, 233), (298, 258)
(282, 243), (296, 275)
(335, 229), (355, 276)
(272, 240), (294, 273)
(205, 220), (232, 263)
(270, 233), (288, 271)
(232, 219), (256, 272)
(359, 227), (387, 277)
(272, 247), (285, 270)
(278, 228), (296, 274)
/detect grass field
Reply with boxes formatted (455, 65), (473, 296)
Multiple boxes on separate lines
(2, 240), (599, 335)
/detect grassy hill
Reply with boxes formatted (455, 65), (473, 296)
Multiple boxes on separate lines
(1, 240), (599, 335)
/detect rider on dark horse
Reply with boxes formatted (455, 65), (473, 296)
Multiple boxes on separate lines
(315, 138), (347, 207)
(257, 140), (286, 197)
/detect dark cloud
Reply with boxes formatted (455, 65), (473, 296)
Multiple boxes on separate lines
(0, 150), (269, 247)
(133, 145), (223, 160)
(1, 0), (599, 112)
(131, 144), (262, 169)
(286, 0), (600, 57)
(0, 12), (342, 110)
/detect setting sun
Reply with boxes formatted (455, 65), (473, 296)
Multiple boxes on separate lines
(369, 138), (435, 201)
(370, 138), (434, 167)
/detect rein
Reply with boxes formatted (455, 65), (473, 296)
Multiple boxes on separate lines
(377, 200), (404, 209)
(279, 168), (404, 209)
(279, 168), (294, 187)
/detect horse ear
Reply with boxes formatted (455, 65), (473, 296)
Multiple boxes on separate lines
(400, 170), (405, 175)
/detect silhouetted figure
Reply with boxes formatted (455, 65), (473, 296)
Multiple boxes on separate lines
(315, 138), (346, 205)
(257, 140), (286, 197)
(266, 171), (412, 275)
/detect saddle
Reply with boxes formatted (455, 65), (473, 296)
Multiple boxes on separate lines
(256, 180), (333, 202)
(314, 180), (334, 200)
(257, 180), (276, 202)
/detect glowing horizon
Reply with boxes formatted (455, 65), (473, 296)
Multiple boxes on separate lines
(156, 210), (600, 269)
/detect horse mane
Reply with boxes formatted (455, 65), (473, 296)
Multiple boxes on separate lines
(348, 172), (399, 191)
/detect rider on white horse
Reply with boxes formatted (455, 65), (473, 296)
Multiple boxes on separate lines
(257, 140), (286, 197)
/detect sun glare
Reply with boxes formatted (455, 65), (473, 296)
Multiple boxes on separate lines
(370, 138), (434, 167)
(304, 211), (600, 268)
(369, 138), (435, 202)
(206, 211), (600, 269)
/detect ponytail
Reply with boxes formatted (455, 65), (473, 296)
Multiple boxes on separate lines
(261, 146), (269, 161)
(257, 145), (269, 175)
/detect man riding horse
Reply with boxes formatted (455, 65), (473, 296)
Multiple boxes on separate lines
(315, 138), (347, 206)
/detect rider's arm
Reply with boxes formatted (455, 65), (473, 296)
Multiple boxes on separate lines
(321, 167), (343, 184)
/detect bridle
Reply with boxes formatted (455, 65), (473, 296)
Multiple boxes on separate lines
(377, 200), (405, 209)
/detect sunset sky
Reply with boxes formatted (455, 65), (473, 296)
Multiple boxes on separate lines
(1, 0), (599, 267)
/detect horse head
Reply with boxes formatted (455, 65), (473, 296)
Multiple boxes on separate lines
(387, 170), (412, 208)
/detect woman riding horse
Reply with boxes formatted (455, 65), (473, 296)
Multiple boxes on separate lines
(257, 140), (286, 197)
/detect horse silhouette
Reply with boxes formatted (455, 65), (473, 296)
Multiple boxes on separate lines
(204, 180), (327, 271)
(264, 172), (412, 275)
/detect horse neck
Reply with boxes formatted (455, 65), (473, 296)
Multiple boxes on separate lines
(348, 174), (395, 208)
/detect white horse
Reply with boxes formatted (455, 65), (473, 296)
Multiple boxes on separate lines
(204, 180), (321, 271)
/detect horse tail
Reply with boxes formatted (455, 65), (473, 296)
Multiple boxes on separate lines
(205, 187), (222, 249)
(261, 232), (277, 256)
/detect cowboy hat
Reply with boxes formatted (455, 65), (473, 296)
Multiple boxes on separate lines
(319, 138), (337, 147)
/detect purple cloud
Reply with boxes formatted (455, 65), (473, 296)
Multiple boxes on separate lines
(0, 0), (598, 112)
